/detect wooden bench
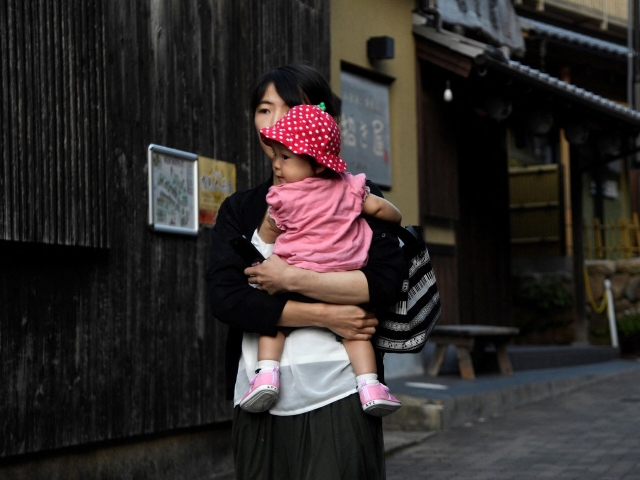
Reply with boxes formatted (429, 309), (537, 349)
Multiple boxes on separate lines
(426, 325), (520, 380)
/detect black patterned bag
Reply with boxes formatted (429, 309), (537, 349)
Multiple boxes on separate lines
(373, 225), (441, 353)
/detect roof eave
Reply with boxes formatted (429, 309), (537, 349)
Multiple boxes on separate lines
(413, 25), (640, 130)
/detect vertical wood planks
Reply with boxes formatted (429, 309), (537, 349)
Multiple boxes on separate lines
(1, 0), (331, 457)
(0, 0), (109, 248)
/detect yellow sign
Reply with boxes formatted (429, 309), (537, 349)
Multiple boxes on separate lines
(198, 156), (236, 226)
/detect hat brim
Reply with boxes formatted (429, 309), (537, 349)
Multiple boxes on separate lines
(260, 127), (347, 173)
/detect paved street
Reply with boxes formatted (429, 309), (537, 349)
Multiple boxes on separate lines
(385, 370), (640, 480)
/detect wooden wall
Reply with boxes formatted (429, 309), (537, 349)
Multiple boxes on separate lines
(0, 0), (109, 248)
(417, 60), (459, 222)
(0, 0), (329, 457)
(417, 59), (460, 325)
(417, 56), (512, 327)
(456, 111), (513, 327)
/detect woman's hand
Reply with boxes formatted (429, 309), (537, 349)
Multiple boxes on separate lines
(245, 255), (293, 295)
(322, 304), (379, 341)
(246, 255), (371, 304)
(278, 301), (378, 341)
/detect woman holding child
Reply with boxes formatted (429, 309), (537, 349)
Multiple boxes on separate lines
(205, 64), (404, 480)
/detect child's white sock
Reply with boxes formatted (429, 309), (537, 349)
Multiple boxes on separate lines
(255, 360), (280, 374)
(356, 373), (378, 390)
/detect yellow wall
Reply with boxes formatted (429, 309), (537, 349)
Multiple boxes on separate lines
(331, 0), (419, 225)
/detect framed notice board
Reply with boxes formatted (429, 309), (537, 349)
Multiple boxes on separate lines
(148, 144), (199, 235)
(339, 64), (394, 188)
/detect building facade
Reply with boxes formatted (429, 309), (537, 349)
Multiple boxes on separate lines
(1, 1), (330, 478)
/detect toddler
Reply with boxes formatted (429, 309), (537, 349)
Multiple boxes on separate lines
(239, 103), (402, 417)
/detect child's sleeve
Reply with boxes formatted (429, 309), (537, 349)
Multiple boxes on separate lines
(347, 173), (371, 205)
(265, 187), (287, 231)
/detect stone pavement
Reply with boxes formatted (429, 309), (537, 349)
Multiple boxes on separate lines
(384, 365), (640, 479)
(383, 359), (640, 431)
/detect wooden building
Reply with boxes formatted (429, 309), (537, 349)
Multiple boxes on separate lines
(331, 0), (640, 347)
(412, 8), (640, 342)
(4, 1), (639, 476)
(1, 1), (329, 477)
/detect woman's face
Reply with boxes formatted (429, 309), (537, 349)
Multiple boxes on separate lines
(254, 83), (291, 182)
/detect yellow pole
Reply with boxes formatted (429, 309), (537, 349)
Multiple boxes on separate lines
(559, 67), (573, 257)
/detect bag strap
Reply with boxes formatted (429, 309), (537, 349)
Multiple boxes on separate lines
(390, 224), (424, 248)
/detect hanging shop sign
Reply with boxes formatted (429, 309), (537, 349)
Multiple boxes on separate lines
(340, 68), (393, 188)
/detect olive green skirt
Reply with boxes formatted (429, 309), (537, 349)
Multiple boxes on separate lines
(232, 393), (386, 480)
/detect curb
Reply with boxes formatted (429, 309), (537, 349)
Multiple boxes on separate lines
(383, 363), (640, 432)
(383, 430), (438, 456)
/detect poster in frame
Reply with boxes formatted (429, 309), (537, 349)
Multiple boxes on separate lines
(148, 144), (199, 235)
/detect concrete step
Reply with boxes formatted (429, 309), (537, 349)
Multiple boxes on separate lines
(382, 359), (640, 432)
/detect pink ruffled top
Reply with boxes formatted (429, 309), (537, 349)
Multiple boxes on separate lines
(266, 173), (372, 273)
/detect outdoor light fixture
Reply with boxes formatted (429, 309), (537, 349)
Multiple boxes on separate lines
(367, 36), (395, 61)
(443, 80), (453, 102)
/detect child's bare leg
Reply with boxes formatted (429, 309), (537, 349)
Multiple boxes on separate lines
(252, 331), (285, 380)
(258, 331), (286, 362)
(342, 339), (377, 376)
(344, 339), (401, 416)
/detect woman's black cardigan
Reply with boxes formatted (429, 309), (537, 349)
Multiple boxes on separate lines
(205, 178), (404, 399)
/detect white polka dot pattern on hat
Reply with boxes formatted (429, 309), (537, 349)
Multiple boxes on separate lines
(259, 104), (347, 173)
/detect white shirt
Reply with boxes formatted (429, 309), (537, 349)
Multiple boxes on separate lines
(233, 230), (357, 415)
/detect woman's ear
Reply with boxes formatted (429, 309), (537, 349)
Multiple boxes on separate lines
(314, 164), (326, 175)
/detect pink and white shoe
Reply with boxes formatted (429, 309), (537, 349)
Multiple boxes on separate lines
(239, 366), (280, 413)
(358, 380), (401, 417)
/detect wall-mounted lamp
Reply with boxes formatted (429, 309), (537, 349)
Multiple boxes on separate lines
(443, 80), (453, 102)
(367, 36), (395, 61)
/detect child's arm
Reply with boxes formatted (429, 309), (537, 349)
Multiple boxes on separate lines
(258, 211), (284, 244)
(362, 194), (402, 224)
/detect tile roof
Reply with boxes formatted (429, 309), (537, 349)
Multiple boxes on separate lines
(485, 57), (640, 125)
(520, 17), (629, 58)
(413, 24), (640, 127)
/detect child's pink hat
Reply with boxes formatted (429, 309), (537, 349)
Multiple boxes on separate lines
(260, 104), (347, 173)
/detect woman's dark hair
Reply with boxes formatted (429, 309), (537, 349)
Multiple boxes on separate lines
(250, 64), (341, 120)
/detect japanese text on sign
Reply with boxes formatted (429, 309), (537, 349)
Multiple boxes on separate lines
(339, 71), (392, 187)
(198, 156), (236, 226)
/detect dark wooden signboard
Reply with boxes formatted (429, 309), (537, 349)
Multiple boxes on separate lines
(339, 69), (393, 188)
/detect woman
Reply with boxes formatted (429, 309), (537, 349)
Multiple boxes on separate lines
(205, 64), (403, 480)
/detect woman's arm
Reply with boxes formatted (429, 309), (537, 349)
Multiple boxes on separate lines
(247, 255), (371, 304)
(206, 188), (385, 339)
(206, 195), (286, 337)
(206, 182), (402, 340)
(245, 181), (404, 308)
(279, 301), (379, 340)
